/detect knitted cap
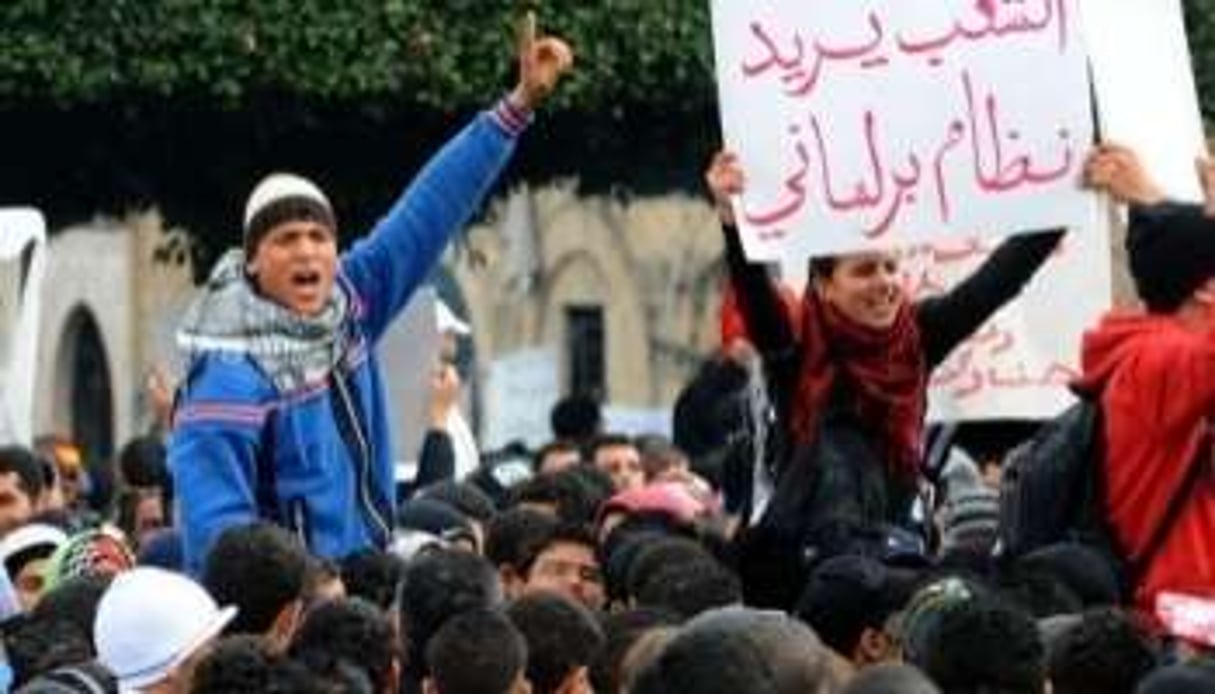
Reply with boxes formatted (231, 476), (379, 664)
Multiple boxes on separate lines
(1127, 202), (1215, 313)
(242, 173), (335, 257)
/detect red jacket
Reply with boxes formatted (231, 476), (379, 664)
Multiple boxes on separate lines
(1079, 312), (1215, 611)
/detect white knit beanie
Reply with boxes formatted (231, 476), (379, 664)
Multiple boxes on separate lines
(242, 172), (335, 255)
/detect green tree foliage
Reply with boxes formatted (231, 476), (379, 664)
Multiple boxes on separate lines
(2, 1), (1215, 258)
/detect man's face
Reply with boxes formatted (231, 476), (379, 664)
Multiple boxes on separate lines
(524, 541), (605, 611)
(248, 220), (338, 316)
(134, 491), (166, 546)
(594, 444), (644, 492)
(0, 472), (34, 537)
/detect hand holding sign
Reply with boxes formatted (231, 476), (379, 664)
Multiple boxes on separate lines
(1083, 143), (1166, 206)
(705, 151), (746, 226)
(511, 12), (574, 111)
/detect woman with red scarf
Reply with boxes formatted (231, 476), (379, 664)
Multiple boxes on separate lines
(706, 152), (1065, 608)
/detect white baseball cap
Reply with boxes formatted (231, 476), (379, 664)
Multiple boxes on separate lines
(93, 567), (237, 691)
(0, 522), (68, 571)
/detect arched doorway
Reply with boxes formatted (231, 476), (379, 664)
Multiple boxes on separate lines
(54, 306), (114, 463)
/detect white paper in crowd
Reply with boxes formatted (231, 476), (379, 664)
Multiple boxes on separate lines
(602, 407), (673, 439)
(914, 203), (1111, 421)
(484, 348), (560, 450)
(377, 287), (440, 465)
(1081, 0), (1208, 202)
(710, 0), (1095, 260)
(0, 208), (47, 447)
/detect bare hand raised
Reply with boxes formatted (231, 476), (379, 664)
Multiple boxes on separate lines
(1083, 143), (1166, 206)
(511, 12), (574, 111)
(705, 151), (746, 225)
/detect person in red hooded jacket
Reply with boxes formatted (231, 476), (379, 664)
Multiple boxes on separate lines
(1079, 143), (1215, 618)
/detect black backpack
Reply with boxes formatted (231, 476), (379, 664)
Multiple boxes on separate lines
(999, 397), (1110, 559)
(999, 394), (1203, 592)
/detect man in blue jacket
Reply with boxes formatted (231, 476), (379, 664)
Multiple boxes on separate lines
(169, 16), (573, 573)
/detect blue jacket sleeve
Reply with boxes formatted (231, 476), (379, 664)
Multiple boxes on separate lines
(168, 356), (275, 575)
(341, 98), (530, 341)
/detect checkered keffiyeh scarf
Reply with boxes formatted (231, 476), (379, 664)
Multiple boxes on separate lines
(176, 250), (350, 393)
(43, 529), (135, 591)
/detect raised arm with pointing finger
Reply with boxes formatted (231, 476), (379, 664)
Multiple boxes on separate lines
(169, 14), (573, 574)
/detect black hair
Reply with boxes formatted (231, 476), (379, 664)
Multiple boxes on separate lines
(523, 523), (599, 578)
(484, 507), (559, 573)
(841, 663), (941, 694)
(588, 434), (637, 463)
(4, 614), (94, 688)
(996, 563), (1084, 619)
(589, 607), (682, 694)
(0, 446), (46, 501)
(116, 435), (168, 489)
(398, 549), (502, 683)
(550, 395), (602, 443)
(290, 598), (399, 694)
(426, 608), (528, 694)
(533, 440), (582, 473)
(191, 635), (277, 694)
(32, 573), (113, 639)
(625, 537), (715, 604)
(910, 593), (1045, 694)
(1047, 608), (1158, 694)
(809, 256), (839, 280)
(419, 480), (498, 523)
(339, 549), (407, 611)
(634, 559), (742, 619)
(508, 469), (599, 525)
(507, 592), (605, 694)
(201, 521), (310, 636)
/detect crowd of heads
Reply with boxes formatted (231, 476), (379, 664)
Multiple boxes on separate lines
(0, 387), (1212, 694)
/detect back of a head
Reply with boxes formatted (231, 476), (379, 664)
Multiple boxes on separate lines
(626, 536), (715, 603)
(426, 608), (527, 694)
(550, 395), (602, 444)
(634, 558), (742, 619)
(485, 508), (560, 572)
(589, 607), (682, 694)
(290, 598), (398, 694)
(793, 554), (917, 659)
(190, 635), (276, 694)
(116, 436), (168, 489)
(841, 663), (941, 694)
(202, 521), (309, 636)
(5, 614), (95, 689)
(399, 549), (502, 677)
(1048, 608), (1157, 694)
(507, 592), (605, 694)
(14, 661), (117, 694)
(1126, 202), (1215, 314)
(632, 607), (837, 694)
(911, 593), (1045, 694)
(420, 481), (498, 524)
(1136, 661), (1215, 694)
(340, 549), (407, 611)
(32, 573), (113, 640)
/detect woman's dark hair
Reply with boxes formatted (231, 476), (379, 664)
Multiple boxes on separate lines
(809, 256), (838, 280)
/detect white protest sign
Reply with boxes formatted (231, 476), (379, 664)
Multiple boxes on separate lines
(711, 0), (1095, 260)
(1081, 0), (1207, 201)
(911, 206), (1110, 421)
(484, 348), (559, 450)
(0, 209), (48, 446)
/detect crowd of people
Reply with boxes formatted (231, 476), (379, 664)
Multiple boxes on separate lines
(5, 12), (1215, 694)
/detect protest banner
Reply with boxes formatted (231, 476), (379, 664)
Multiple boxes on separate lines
(711, 0), (1095, 260)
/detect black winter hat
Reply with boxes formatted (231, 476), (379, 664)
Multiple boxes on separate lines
(1127, 202), (1215, 313)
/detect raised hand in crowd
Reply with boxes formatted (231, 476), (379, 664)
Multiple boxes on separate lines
(705, 151), (745, 226)
(1083, 142), (1166, 206)
(510, 11), (574, 112)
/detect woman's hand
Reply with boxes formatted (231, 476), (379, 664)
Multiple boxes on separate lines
(705, 151), (746, 225)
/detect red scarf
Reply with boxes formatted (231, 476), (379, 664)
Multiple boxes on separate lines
(790, 293), (927, 478)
